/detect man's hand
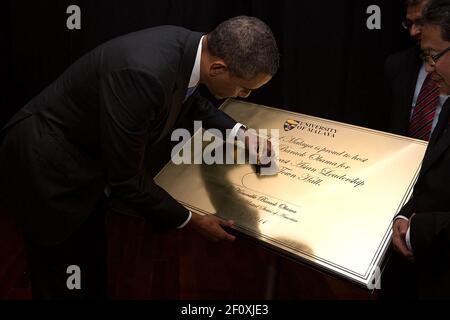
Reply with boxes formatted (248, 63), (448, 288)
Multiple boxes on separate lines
(187, 212), (236, 242)
(392, 218), (414, 262)
(243, 130), (273, 165)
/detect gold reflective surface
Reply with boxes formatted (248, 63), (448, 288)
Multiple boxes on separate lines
(155, 99), (427, 288)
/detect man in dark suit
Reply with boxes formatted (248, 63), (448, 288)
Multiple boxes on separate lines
(382, 0), (450, 299)
(0, 16), (279, 299)
(384, 0), (448, 140)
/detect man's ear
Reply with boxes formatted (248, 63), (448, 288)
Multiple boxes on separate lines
(209, 61), (228, 77)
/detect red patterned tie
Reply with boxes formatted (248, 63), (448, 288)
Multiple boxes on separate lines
(408, 73), (440, 141)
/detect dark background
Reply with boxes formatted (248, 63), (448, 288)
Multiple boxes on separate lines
(4, 0), (412, 131)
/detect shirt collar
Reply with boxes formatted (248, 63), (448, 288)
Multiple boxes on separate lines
(187, 35), (203, 88)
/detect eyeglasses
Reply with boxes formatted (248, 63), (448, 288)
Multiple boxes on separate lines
(402, 19), (423, 30)
(420, 45), (450, 66)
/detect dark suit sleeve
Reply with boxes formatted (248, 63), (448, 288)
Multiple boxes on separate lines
(187, 91), (238, 136)
(410, 211), (450, 262)
(396, 196), (415, 220)
(99, 68), (189, 228)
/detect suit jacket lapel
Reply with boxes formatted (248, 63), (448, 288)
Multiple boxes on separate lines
(418, 98), (450, 177)
(406, 47), (422, 100)
(401, 48), (422, 132)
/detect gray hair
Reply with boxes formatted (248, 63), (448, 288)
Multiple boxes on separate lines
(422, 0), (450, 41)
(207, 16), (279, 80)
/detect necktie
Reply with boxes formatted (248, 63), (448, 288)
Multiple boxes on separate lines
(408, 73), (440, 141)
(183, 85), (197, 103)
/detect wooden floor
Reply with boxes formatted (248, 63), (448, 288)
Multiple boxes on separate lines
(0, 206), (375, 300)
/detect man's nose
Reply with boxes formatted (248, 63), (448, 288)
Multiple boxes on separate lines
(425, 62), (435, 73)
(410, 24), (421, 38)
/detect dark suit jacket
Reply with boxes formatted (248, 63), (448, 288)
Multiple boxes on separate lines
(0, 26), (237, 245)
(391, 98), (450, 298)
(384, 46), (422, 135)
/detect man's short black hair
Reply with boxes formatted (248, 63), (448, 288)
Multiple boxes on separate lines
(405, 0), (427, 7)
(422, 0), (450, 41)
(207, 16), (279, 80)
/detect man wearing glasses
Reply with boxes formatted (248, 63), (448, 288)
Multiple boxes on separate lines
(384, 0), (448, 141)
(382, 0), (450, 299)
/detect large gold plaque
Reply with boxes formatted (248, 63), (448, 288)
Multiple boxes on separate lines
(154, 99), (427, 288)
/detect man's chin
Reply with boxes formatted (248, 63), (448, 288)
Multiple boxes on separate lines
(433, 76), (450, 95)
(414, 38), (421, 46)
(439, 81), (450, 95)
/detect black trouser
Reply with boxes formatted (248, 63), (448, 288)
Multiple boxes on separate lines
(24, 195), (108, 300)
(378, 250), (418, 300)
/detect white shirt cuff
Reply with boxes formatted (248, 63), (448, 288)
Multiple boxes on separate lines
(229, 122), (246, 142)
(405, 226), (412, 252)
(177, 210), (192, 229)
(395, 215), (413, 252)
